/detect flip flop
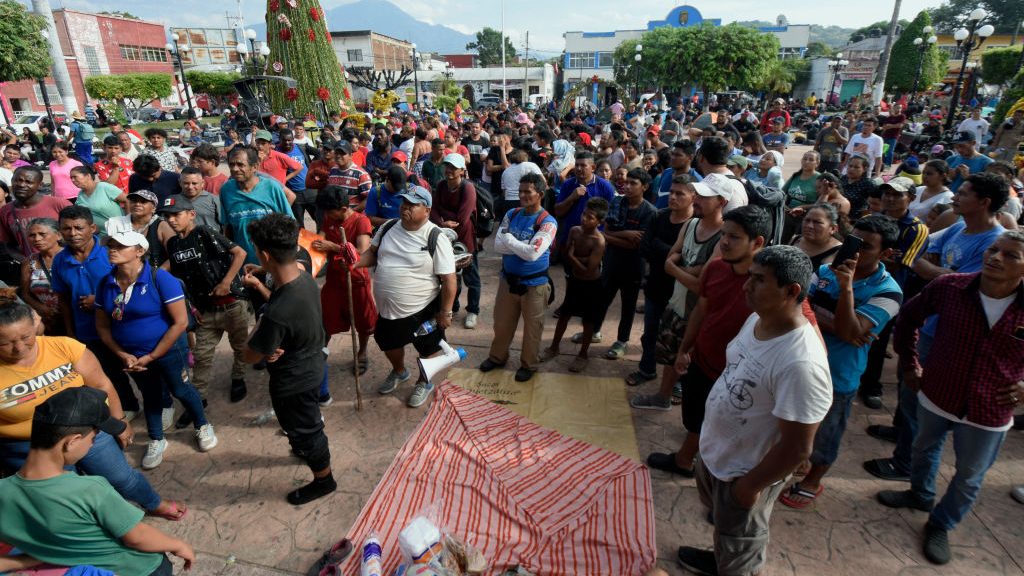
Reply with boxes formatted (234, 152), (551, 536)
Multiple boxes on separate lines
(779, 483), (824, 510)
(149, 500), (188, 521)
(306, 538), (353, 576)
(569, 356), (589, 373)
(625, 370), (656, 386)
(351, 357), (369, 376)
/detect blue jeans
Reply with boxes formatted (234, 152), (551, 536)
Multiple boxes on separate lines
(0, 431), (162, 511)
(891, 333), (933, 473)
(134, 337), (208, 440)
(910, 402), (1006, 531)
(810, 390), (856, 466)
(638, 297), (668, 376)
(883, 137), (897, 166)
(74, 141), (95, 165)
(454, 252), (481, 315)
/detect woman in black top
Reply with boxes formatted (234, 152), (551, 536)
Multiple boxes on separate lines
(791, 204), (843, 270)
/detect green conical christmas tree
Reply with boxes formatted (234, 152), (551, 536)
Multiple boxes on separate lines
(265, 0), (353, 119)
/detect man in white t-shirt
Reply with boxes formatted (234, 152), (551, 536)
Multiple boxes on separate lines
(499, 149), (543, 218)
(956, 106), (990, 148)
(356, 186), (457, 408)
(677, 245), (833, 576)
(696, 137), (747, 212)
(842, 117), (884, 178)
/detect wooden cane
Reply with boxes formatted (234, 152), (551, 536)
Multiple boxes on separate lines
(338, 226), (363, 411)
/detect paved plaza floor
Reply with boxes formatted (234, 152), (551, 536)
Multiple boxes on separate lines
(139, 145), (1024, 575)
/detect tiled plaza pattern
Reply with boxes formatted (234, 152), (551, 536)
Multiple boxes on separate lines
(141, 145), (1024, 575)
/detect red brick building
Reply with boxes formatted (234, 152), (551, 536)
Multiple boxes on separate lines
(0, 9), (173, 120)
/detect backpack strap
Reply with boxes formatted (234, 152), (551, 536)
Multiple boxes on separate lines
(379, 218), (441, 258)
(511, 208), (550, 231)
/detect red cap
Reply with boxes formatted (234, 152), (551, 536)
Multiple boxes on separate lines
(391, 151), (409, 163)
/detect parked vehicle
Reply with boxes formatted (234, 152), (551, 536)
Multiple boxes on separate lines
(10, 112), (68, 133)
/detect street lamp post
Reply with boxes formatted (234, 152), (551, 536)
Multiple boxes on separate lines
(910, 28), (938, 105)
(828, 53), (849, 108)
(410, 43), (420, 109)
(165, 32), (196, 121)
(944, 9), (995, 133)
(634, 44), (642, 102)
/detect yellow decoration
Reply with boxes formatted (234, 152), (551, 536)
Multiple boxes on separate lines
(371, 89), (400, 114)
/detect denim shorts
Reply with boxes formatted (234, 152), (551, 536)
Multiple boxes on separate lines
(810, 390), (855, 467)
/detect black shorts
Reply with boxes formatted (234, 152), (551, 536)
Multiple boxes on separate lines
(374, 298), (444, 357)
(561, 276), (603, 324)
(681, 361), (717, 434)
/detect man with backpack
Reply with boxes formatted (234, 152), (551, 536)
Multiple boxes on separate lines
(480, 172), (557, 382)
(429, 154), (482, 329)
(69, 111), (96, 165)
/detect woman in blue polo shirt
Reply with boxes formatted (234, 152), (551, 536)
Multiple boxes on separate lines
(95, 230), (217, 471)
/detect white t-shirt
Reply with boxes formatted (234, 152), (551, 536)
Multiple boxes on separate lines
(0, 167), (11, 187)
(957, 118), (990, 144)
(908, 187), (954, 220)
(371, 220), (456, 320)
(844, 133), (884, 166)
(500, 161), (543, 201)
(700, 314), (833, 481)
(702, 171), (748, 213)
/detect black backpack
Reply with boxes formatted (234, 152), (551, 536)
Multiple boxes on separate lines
(473, 181), (496, 239)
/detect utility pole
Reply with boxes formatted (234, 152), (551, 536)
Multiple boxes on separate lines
(501, 0), (507, 102)
(33, 0), (80, 117)
(872, 0), (903, 105)
(524, 31), (529, 103)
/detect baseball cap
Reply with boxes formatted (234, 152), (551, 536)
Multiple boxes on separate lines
(772, 116), (786, 124)
(953, 130), (976, 143)
(931, 144), (945, 155)
(255, 129), (274, 142)
(127, 190), (158, 204)
(107, 230), (150, 251)
(158, 195), (195, 214)
(397, 185), (432, 208)
(881, 176), (915, 194)
(33, 387), (126, 437)
(442, 153), (466, 169)
(391, 150), (409, 164)
(692, 179), (734, 201)
(726, 155), (750, 171)
(647, 124), (661, 135)
(334, 140), (355, 155)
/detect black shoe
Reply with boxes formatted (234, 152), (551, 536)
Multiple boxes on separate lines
(514, 367), (536, 382)
(230, 379), (247, 403)
(254, 360), (267, 371)
(478, 358), (506, 373)
(863, 458), (910, 482)
(174, 398), (207, 430)
(287, 474), (337, 505)
(677, 546), (718, 576)
(923, 521), (951, 565)
(866, 424), (897, 443)
(861, 393), (883, 410)
(646, 452), (695, 478)
(876, 489), (934, 512)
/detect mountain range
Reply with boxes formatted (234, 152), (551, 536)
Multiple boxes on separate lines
(252, 0), (476, 53)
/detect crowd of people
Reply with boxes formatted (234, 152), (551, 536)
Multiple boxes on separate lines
(0, 91), (1022, 575)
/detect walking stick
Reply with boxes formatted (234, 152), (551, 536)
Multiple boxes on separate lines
(338, 226), (363, 411)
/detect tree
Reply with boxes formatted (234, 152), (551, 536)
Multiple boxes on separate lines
(433, 74), (468, 112)
(83, 73), (172, 121)
(884, 11), (944, 93)
(347, 66), (414, 93)
(848, 19), (910, 42)
(184, 71), (242, 96)
(981, 46), (1023, 86)
(930, 0), (1024, 34)
(264, 0), (354, 118)
(465, 27), (517, 68)
(805, 41), (834, 58)
(0, 0), (51, 83)
(993, 70), (1024, 124)
(611, 39), (657, 98)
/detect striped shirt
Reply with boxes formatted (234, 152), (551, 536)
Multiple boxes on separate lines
(328, 165), (372, 203)
(339, 384), (656, 575)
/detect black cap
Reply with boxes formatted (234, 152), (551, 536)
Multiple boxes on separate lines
(158, 195), (195, 214)
(33, 387), (126, 437)
(334, 140), (355, 154)
(953, 130), (976, 143)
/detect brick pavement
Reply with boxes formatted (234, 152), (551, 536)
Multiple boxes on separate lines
(142, 144), (1024, 575)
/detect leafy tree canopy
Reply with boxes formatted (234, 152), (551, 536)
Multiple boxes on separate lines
(805, 41), (834, 58)
(929, 0), (1024, 34)
(465, 27), (517, 68)
(848, 19), (911, 42)
(980, 46), (1023, 86)
(184, 71), (242, 96)
(0, 0), (51, 83)
(885, 11), (945, 93)
(83, 73), (172, 120)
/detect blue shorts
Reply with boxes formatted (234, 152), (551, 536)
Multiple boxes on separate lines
(810, 390), (855, 467)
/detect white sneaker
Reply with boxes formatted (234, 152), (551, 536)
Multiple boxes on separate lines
(570, 331), (602, 344)
(142, 439), (168, 469)
(161, 407), (175, 431)
(318, 395), (334, 407)
(407, 381), (435, 408)
(464, 313), (478, 329)
(195, 424), (218, 452)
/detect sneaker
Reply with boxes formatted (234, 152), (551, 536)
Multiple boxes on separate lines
(142, 439), (168, 469)
(514, 367), (536, 382)
(318, 395), (334, 407)
(175, 399), (207, 430)
(646, 452), (695, 478)
(378, 369), (410, 395)
(923, 521), (951, 565)
(876, 489), (934, 512)
(604, 341), (627, 360)
(672, 381), (683, 405)
(464, 312), (478, 329)
(570, 331), (602, 344)
(161, 407), (175, 431)
(408, 381), (435, 408)
(630, 393), (672, 411)
(195, 424), (218, 452)
(1012, 485), (1024, 505)
(676, 546), (718, 576)
(860, 391), (883, 410)
(478, 358), (506, 372)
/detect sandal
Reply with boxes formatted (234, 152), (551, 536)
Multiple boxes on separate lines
(149, 500), (188, 521)
(351, 357), (369, 376)
(625, 370), (656, 387)
(778, 483), (824, 510)
(793, 461), (811, 477)
(538, 348), (559, 363)
(306, 538), (354, 576)
(569, 356), (589, 373)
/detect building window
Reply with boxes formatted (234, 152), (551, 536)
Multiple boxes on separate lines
(347, 49), (363, 62)
(568, 52), (595, 68)
(83, 46), (101, 75)
(32, 84), (62, 106)
(597, 52), (614, 68)
(119, 44), (168, 62)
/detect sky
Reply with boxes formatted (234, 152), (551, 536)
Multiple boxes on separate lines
(37, 0), (940, 56)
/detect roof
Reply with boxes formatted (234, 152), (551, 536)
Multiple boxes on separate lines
(329, 30), (411, 45)
(416, 66), (549, 82)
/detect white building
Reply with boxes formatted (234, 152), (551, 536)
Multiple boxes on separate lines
(330, 30), (414, 102)
(400, 65), (556, 107)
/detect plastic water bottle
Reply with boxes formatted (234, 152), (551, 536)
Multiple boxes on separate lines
(360, 532), (383, 576)
(412, 320), (438, 338)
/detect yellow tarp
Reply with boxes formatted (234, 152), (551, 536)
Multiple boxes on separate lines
(447, 367), (641, 461)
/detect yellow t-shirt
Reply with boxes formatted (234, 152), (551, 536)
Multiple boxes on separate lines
(0, 337), (87, 440)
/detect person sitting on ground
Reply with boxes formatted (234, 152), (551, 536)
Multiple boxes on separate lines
(839, 155), (877, 219)
(762, 117), (790, 153)
(0, 387), (195, 575)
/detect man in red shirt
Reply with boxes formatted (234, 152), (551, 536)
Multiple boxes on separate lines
(255, 130), (302, 190)
(0, 167), (71, 257)
(94, 135), (133, 194)
(327, 141), (372, 213)
(430, 153), (479, 328)
(759, 99), (791, 133)
(880, 102), (906, 168)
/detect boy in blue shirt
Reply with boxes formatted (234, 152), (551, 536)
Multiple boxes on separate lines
(946, 131), (993, 192)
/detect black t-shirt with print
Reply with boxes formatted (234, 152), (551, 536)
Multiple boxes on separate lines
(165, 225), (245, 311)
